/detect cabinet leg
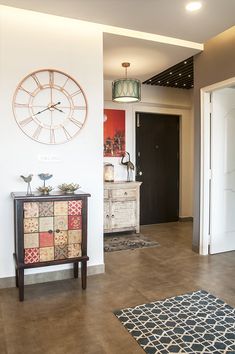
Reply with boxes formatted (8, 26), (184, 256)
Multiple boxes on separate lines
(18, 269), (24, 302)
(73, 262), (79, 278)
(81, 261), (87, 289)
(15, 268), (19, 288)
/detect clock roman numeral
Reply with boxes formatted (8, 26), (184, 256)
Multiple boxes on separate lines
(69, 117), (83, 128)
(19, 86), (34, 97)
(50, 129), (56, 144)
(71, 89), (82, 97)
(62, 126), (72, 140)
(49, 71), (54, 87)
(61, 77), (69, 89)
(14, 103), (30, 108)
(31, 74), (42, 88)
(74, 105), (86, 110)
(19, 116), (34, 127)
(33, 125), (43, 140)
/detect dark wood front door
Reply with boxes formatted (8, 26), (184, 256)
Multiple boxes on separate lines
(136, 112), (179, 225)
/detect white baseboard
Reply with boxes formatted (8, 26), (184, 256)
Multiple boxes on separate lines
(0, 263), (105, 289)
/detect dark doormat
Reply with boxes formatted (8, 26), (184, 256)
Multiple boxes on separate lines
(104, 233), (159, 252)
(114, 290), (235, 354)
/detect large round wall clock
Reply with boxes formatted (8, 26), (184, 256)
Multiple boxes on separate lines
(13, 69), (88, 144)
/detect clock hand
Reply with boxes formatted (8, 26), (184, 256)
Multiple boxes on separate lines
(34, 106), (50, 115)
(34, 102), (61, 115)
(53, 106), (65, 113)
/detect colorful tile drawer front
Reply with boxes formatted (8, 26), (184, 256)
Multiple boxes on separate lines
(68, 243), (81, 258)
(24, 248), (39, 264)
(39, 232), (54, 247)
(24, 218), (39, 233)
(68, 216), (82, 230)
(24, 202), (39, 218)
(54, 215), (68, 231)
(54, 245), (68, 260)
(68, 200), (82, 215)
(39, 217), (54, 232)
(39, 202), (53, 217)
(39, 247), (54, 262)
(24, 233), (39, 248)
(54, 201), (68, 216)
(68, 230), (82, 244)
(54, 231), (68, 245)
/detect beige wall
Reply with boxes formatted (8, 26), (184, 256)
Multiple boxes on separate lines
(0, 6), (104, 278)
(104, 80), (194, 218)
(193, 26), (235, 250)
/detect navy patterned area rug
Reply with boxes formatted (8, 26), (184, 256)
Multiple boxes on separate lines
(114, 290), (235, 354)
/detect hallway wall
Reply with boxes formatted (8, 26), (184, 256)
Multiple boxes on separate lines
(193, 26), (235, 250)
(104, 81), (194, 218)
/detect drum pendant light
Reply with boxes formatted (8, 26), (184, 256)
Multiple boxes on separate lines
(112, 62), (141, 103)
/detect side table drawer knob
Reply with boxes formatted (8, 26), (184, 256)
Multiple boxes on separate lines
(48, 229), (53, 234)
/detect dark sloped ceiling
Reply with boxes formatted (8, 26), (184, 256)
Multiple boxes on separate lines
(143, 56), (193, 89)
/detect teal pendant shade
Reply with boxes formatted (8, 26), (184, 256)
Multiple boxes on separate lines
(112, 62), (141, 103)
(112, 79), (141, 102)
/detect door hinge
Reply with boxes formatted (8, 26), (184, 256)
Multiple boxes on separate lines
(137, 114), (140, 127)
(209, 169), (212, 179)
(209, 93), (213, 113)
(208, 234), (212, 246)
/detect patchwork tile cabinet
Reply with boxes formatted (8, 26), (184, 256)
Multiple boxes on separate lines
(12, 191), (90, 301)
(104, 181), (142, 233)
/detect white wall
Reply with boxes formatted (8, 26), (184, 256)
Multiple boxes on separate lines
(104, 80), (194, 217)
(0, 6), (104, 278)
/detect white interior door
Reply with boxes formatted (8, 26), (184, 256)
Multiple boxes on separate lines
(210, 88), (235, 253)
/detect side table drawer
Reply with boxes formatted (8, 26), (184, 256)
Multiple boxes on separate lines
(111, 188), (136, 199)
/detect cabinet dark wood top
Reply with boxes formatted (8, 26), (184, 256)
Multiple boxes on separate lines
(11, 191), (91, 200)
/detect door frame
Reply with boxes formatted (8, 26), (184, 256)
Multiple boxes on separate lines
(133, 104), (191, 219)
(200, 76), (235, 255)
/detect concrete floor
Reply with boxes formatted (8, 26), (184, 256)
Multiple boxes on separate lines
(1, 222), (235, 354)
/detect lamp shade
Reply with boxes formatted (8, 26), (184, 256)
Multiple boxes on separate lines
(112, 78), (141, 103)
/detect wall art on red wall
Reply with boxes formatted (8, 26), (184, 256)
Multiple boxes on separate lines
(104, 109), (125, 157)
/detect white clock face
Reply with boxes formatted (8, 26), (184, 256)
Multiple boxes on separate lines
(13, 69), (88, 144)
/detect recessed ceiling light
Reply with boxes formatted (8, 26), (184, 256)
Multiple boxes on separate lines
(186, 1), (202, 12)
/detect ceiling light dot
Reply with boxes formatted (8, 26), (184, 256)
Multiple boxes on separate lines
(184, 61), (187, 64)
(179, 73), (182, 76)
(183, 84), (186, 86)
(188, 74), (191, 77)
(170, 72), (173, 75)
(158, 81), (161, 83)
(186, 1), (202, 12)
(175, 83), (178, 85)
(167, 81), (169, 84)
